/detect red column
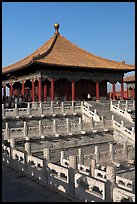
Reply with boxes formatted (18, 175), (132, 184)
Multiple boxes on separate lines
(126, 87), (129, 100)
(21, 80), (25, 97)
(10, 83), (13, 96)
(121, 81), (124, 100)
(112, 82), (116, 100)
(44, 81), (47, 101)
(51, 78), (54, 101)
(96, 81), (99, 100)
(38, 77), (42, 102)
(32, 78), (35, 102)
(72, 79), (75, 101)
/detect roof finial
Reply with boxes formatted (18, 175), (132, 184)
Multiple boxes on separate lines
(54, 23), (60, 34)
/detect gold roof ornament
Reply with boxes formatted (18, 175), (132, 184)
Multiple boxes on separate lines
(54, 23), (60, 34)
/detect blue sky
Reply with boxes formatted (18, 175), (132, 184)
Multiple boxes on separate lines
(2, 2), (135, 91)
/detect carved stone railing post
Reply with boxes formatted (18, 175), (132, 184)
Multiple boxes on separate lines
(39, 120), (43, 136)
(39, 102), (44, 117)
(91, 116), (94, 129)
(123, 142), (128, 158)
(109, 143), (114, 161)
(72, 101), (76, 115)
(101, 115), (105, 128)
(27, 103), (32, 117)
(62, 102), (66, 116)
(78, 148), (84, 165)
(66, 118), (72, 135)
(43, 148), (50, 184)
(43, 148), (50, 161)
(15, 103), (19, 118)
(23, 121), (28, 137)
(25, 141), (31, 154)
(5, 122), (10, 140)
(79, 117), (83, 131)
(95, 145), (99, 164)
(106, 166), (116, 202)
(2, 104), (5, 118)
(67, 155), (77, 197)
(60, 150), (65, 165)
(91, 159), (96, 177)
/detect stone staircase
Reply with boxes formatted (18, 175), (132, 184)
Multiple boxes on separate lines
(87, 100), (134, 130)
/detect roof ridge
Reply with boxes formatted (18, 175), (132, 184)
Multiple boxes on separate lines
(33, 34), (58, 60)
(3, 34), (57, 69)
(60, 35), (134, 67)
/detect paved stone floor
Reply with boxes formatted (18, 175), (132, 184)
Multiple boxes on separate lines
(2, 164), (74, 202)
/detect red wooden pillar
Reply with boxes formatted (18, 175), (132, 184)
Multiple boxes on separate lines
(121, 81), (124, 100)
(10, 83), (13, 96)
(126, 87), (129, 99)
(38, 77), (42, 102)
(32, 78), (35, 102)
(21, 80), (25, 97)
(96, 81), (100, 100)
(72, 79), (75, 101)
(44, 81), (47, 101)
(51, 78), (54, 101)
(112, 82), (116, 100)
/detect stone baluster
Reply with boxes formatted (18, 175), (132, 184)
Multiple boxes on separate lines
(53, 119), (57, 135)
(43, 148), (50, 184)
(91, 159), (96, 177)
(94, 109), (97, 115)
(109, 143), (114, 161)
(131, 127), (135, 136)
(91, 117), (94, 129)
(39, 120), (43, 135)
(51, 101), (55, 116)
(106, 166), (116, 202)
(123, 142), (128, 158)
(60, 150), (65, 165)
(23, 121), (28, 137)
(43, 148), (50, 161)
(39, 102), (44, 117)
(9, 138), (15, 165)
(79, 117), (83, 131)
(78, 148), (84, 165)
(2, 104), (5, 118)
(27, 103), (32, 117)
(66, 118), (72, 135)
(25, 141), (31, 154)
(67, 155), (77, 197)
(62, 102), (66, 116)
(111, 114), (114, 121)
(10, 138), (15, 149)
(15, 103), (19, 118)
(95, 145), (99, 164)
(121, 120), (124, 132)
(125, 107), (127, 113)
(72, 101), (76, 115)
(101, 116), (105, 128)
(117, 100), (120, 108)
(5, 122), (10, 140)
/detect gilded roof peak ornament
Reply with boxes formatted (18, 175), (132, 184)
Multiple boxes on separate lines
(54, 23), (60, 34)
